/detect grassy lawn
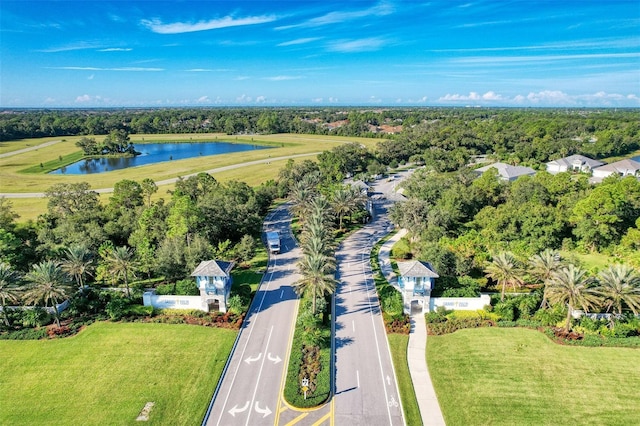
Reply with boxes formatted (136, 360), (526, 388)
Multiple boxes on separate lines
(0, 321), (236, 425)
(388, 333), (422, 426)
(427, 327), (640, 426)
(0, 133), (382, 221)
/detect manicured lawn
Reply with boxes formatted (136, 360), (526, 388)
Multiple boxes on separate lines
(0, 322), (236, 425)
(427, 327), (640, 425)
(388, 333), (422, 426)
(1, 133), (382, 220)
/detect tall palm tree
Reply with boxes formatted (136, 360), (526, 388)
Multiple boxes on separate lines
(529, 249), (562, 308)
(294, 252), (337, 314)
(546, 264), (601, 332)
(24, 261), (72, 327)
(0, 262), (21, 327)
(331, 186), (366, 230)
(597, 264), (640, 315)
(104, 246), (138, 298)
(61, 245), (94, 291)
(288, 181), (317, 222)
(484, 252), (523, 301)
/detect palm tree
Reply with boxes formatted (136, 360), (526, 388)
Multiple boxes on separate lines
(597, 264), (640, 315)
(484, 252), (523, 301)
(0, 262), (21, 327)
(529, 249), (562, 308)
(288, 181), (316, 222)
(104, 246), (137, 298)
(61, 245), (94, 291)
(294, 252), (337, 314)
(331, 186), (366, 230)
(24, 261), (72, 327)
(546, 264), (601, 332)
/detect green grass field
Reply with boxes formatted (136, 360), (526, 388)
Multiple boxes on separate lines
(0, 133), (381, 221)
(427, 327), (640, 425)
(388, 333), (422, 426)
(0, 322), (236, 425)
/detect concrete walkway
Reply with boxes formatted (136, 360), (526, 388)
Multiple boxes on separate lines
(378, 229), (446, 426)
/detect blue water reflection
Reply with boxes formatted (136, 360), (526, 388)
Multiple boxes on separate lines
(50, 142), (270, 175)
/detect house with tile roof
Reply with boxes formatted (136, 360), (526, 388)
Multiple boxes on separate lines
(475, 162), (536, 181)
(546, 154), (604, 175)
(592, 158), (640, 181)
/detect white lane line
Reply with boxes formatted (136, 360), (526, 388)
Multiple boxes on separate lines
(352, 320), (355, 332)
(280, 290), (284, 299)
(215, 261), (275, 426)
(245, 325), (275, 426)
(364, 261), (394, 425)
(357, 370), (360, 388)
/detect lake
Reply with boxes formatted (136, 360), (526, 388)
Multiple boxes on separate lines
(50, 141), (271, 175)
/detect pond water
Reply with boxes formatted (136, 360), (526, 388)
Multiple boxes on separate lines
(49, 141), (271, 175)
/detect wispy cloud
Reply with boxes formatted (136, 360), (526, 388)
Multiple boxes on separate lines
(141, 15), (277, 34)
(429, 37), (640, 53)
(98, 48), (133, 52)
(185, 68), (230, 72)
(326, 37), (387, 53)
(49, 66), (164, 72)
(277, 37), (321, 47)
(452, 52), (640, 64)
(37, 41), (104, 53)
(276, 1), (393, 30)
(263, 75), (302, 81)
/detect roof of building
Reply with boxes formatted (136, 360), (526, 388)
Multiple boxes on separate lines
(475, 162), (536, 179)
(349, 180), (370, 190)
(547, 154), (604, 168)
(397, 260), (439, 278)
(191, 260), (234, 277)
(593, 158), (640, 174)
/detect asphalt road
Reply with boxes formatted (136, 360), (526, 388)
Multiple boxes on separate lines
(203, 204), (302, 426)
(333, 173), (411, 425)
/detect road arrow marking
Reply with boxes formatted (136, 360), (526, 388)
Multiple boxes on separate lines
(267, 352), (282, 364)
(228, 401), (250, 417)
(244, 352), (262, 365)
(254, 402), (272, 418)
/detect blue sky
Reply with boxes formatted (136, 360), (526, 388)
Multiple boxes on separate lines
(1, 0), (639, 107)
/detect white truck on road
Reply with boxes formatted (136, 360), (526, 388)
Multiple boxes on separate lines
(266, 231), (280, 254)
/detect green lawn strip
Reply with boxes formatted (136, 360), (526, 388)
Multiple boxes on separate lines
(19, 151), (85, 173)
(388, 333), (422, 426)
(370, 233), (421, 421)
(283, 310), (331, 408)
(0, 321), (236, 425)
(427, 327), (640, 426)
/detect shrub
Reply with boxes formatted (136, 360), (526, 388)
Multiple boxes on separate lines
(0, 327), (48, 340)
(21, 308), (51, 328)
(391, 238), (412, 259)
(175, 279), (199, 296)
(105, 297), (132, 321)
(533, 306), (566, 326)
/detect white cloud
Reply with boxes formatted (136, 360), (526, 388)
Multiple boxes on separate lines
(234, 76), (250, 81)
(264, 75), (302, 81)
(326, 37), (386, 53)
(312, 97), (323, 103)
(38, 41), (104, 53)
(98, 48), (132, 52)
(185, 68), (230, 72)
(196, 96), (210, 103)
(43, 97), (56, 104)
(50, 66), (164, 72)
(255, 96), (266, 103)
(141, 15), (277, 34)
(482, 91), (503, 100)
(277, 2), (393, 30)
(277, 38), (321, 47)
(88, 74), (94, 80)
(75, 94), (92, 103)
(525, 90), (574, 104)
(236, 94), (252, 103)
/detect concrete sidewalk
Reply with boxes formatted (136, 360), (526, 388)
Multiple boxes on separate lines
(378, 229), (446, 426)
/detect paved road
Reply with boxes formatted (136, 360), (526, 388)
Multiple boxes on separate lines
(202, 204), (331, 426)
(203, 205), (300, 426)
(333, 174), (410, 425)
(0, 139), (63, 158)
